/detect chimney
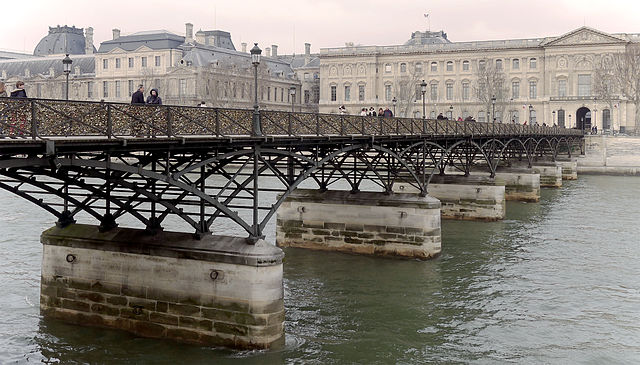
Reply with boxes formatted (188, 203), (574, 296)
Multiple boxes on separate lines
(185, 23), (194, 43)
(195, 30), (205, 44)
(112, 28), (120, 40)
(241, 42), (247, 52)
(272, 44), (278, 57)
(85, 27), (94, 54)
(49, 67), (55, 77)
(304, 43), (311, 64)
(265, 47), (271, 57)
(74, 66), (80, 75)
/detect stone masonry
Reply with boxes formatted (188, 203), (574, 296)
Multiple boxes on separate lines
(276, 189), (441, 260)
(40, 224), (284, 349)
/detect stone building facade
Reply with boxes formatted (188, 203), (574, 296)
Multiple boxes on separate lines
(318, 27), (640, 133)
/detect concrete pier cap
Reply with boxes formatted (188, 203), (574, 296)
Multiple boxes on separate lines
(40, 224), (285, 349)
(277, 189), (442, 260)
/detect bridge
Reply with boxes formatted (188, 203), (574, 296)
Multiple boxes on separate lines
(0, 97), (583, 349)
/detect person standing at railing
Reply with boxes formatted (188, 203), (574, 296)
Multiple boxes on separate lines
(131, 85), (145, 104)
(146, 88), (162, 105)
(383, 107), (393, 117)
(10, 81), (27, 98)
(8, 81), (27, 136)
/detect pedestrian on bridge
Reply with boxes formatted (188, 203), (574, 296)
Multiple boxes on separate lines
(146, 88), (162, 105)
(10, 81), (27, 98)
(131, 85), (145, 104)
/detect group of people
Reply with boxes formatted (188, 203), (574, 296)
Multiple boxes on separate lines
(339, 105), (394, 117)
(0, 81), (28, 98)
(130, 85), (162, 105)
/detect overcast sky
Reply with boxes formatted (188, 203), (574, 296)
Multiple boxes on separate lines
(3, 0), (640, 55)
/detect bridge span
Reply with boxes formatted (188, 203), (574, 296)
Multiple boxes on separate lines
(0, 97), (583, 349)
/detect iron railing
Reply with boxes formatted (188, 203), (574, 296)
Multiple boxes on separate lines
(0, 97), (583, 140)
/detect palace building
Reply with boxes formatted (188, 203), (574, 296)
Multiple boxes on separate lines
(318, 27), (640, 133)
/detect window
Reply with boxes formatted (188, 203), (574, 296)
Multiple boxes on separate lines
(304, 73), (310, 79)
(415, 84), (422, 101)
(385, 84), (392, 101)
(496, 59), (503, 70)
(400, 63), (407, 73)
(529, 58), (537, 69)
(267, 87), (271, 101)
(529, 81), (537, 99)
(462, 82), (470, 101)
(304, 90), (310, 104)
(511, 110), (519, 124)
(358, 85), (365, 101)
(512, 58), (519, 70)
(430, 111), (436, 119)
(87, 82), (93, 98)
(102, 59), (108, 69)
(462, 60), (470, 71)
(103, 81), (108, 97)
(37, 84), (42, 97)
(331, 85), (337, 101)
(313, 86), (320, 103)
(603, 109), (611, 129)
(141, 57), (147, 67)
(128, 57), (134, 68)
(128, 80), (134, 96)
(557, 109), (565, 127)
(385, 63), (392, 73)
(558, 79), (567, 97)
(578, 74), (591, 96)
(478, 111), (486, 123)
(344, 85), (350, 101)
(414, 111), (421, 118)
(179, 79), (186, 96)
(512, 81), (520, 99)
(430, 84), (438, 101)
(115, 80), (121, 97)
(446, 61), (453, 72)
(430, 62), (437, 72)
(155, 56), (161, 67)
(281, 88), (284, 102)
(530, 109), (536, 124)
(415, 63), (423, 74)
(115, 58), (121, 69)
(447, 110), (453, 120)
(479, 60), (486, 71)
(446, 83), (453, 100)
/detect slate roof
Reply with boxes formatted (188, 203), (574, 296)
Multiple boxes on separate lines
(0, 55), (95, 79)
(34, 25), (95, 56)
(98, 30), (185, 53)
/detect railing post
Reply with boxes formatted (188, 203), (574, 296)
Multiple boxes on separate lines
(434, 119), (438, 135)
(288, 112), (292, 136)
(106, 103), (112, 138)
(381, 117), (385, 135)
(422, 118), (426, 134)
(361, 116), (365, 135)
(215, 108), (220, 136)
(316, 113), (320, 136)
(30, 100), (37, 139)
(340, 115), (344, 135)
(166, 107), (172, 137)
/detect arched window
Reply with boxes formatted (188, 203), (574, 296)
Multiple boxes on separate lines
(511, 110), (519, 124)
(530, 109), (537, 124)
(557, 109), (565, 127)
(400, 63), (407, 73)
(478, 111), (486, 123)
(430, 111), (436, 119)
(602, 109), (611, 129)
(415, 62), (423, 74)
(462, 60), (470, 71)
(530, 58), (537, 69)
(496, 59), (503, 70)
(479, 60), (486, 71)
(446, 61), (453, 72)
(431, 62), (438, 72)
(414, 110), (421, 118)
(384, 63), (392, 73)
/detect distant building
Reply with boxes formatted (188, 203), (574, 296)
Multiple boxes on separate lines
(319, 27), (640, 133)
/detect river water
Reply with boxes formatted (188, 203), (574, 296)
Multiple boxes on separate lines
(1, 175), (639, 364)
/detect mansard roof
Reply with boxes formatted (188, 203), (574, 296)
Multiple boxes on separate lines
(34, 25), (95, 56)
(0, 55), (95, 80)
(98, 30), (185, 53)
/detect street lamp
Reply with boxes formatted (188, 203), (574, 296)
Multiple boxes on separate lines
(250, 43), (262, 136)
(569, 114), (572, 129)
(392, 96), (397, 116)
(528, 104), (533, 125)
(491, 95), (496, 128)
(449, 105), (453, 120)
(552, 110), (556, 126)
(289, 86), (296, 113)
(420, 80), (427, 120)
(62, 54), (72, 100)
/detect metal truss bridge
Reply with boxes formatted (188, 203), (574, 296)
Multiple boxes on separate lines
(0, 98), (583, 241)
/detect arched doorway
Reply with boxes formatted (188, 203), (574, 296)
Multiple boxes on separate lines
(576, 107), (591, 132)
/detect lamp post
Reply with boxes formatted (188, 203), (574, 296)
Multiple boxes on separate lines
(569, 114), (572, 129)
(289, 86), (296, 113)
(593, 108), (597, 134)
(491, 95), (496, 129)
(449, 105), (453, 120)
(62, 54), (72, 100)
(250, 43), (262, 136)
(420, 80), (427, 120)
(528, 104), (533, 125)
(392, 96), (397, 116)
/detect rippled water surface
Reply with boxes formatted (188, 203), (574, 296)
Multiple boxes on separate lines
(1, 175), (639, 364)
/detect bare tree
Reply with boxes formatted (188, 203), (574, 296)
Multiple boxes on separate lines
(392, 63), (423, 117)
(594, 45), (640, 134)
(593, 55), (617, 130)
(473, 58), (509, 122)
